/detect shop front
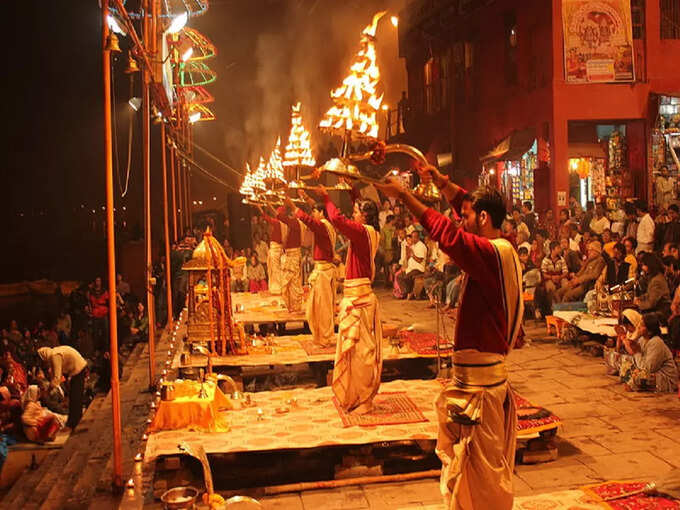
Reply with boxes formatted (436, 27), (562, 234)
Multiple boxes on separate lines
(480, 128), (537, 209)
(567, 121), (641, 217)
(650, 94), (680, 210)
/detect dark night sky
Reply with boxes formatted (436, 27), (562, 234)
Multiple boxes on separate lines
(0, 0), (404, 280)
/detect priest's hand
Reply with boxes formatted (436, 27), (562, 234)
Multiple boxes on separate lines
(283, 196), (296, 211)
(417, 162), (445, 188)
(375, 176), (406, 199)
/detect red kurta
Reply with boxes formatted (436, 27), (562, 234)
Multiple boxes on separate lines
(277, 207), (302, 249)
(325, 197), (372, 280)
(420, 190), (510, 355)
(296, 209), (333, 262)
(261, 213), (284, 244)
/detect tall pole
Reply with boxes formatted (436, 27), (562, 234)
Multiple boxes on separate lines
(143, 0), (156, 387)
(101, 0), (123, 490)
(170, 143), (177, 241)
(161, 124), (173, 324)
(178, 154), (185, 236)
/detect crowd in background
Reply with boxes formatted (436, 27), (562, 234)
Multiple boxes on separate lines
(0, 273), (149, 450)
(511, 197), (680, 393)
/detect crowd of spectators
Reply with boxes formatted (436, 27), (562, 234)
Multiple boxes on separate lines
(0, 272), (149, 450)
(512, 197), (680, 393)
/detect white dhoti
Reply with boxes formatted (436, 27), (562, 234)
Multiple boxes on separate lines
(435, 350), (517, 510)
(306, 261), (336, 347)
(280, 247), (303, 312)
(332, 278), (382, 414)
(267, 242), (283, 295)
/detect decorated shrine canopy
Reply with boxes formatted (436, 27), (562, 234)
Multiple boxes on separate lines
(319, 11), (385, 140)
(187, 103), (215, 122)
(176, 27), (217, 61)
(180, 85), (215, 105)
(176, 61), (217, 87)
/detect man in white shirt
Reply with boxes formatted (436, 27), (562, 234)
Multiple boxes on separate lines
(636, 200), (655, 253)
(589, 203), (611, 235)
(397, 231), (427, 299)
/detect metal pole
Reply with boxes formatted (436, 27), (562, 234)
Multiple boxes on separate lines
(161, 124), (173, 324)
(170, 143), (178, 242)
(101, 0), (123, 490)
(143, 0), (156, 387)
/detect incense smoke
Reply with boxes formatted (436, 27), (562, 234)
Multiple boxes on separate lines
(207, 0), (406, 173)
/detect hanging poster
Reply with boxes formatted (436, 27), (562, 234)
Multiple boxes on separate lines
(562, 0), (635, 83)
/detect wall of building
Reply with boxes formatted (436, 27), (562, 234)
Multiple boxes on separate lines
(551, 0), (680, 209)
(402, 0), (680, 209)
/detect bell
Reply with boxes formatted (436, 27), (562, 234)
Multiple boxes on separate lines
(106, 33), (121, 54)
(124, 52), (140, 74)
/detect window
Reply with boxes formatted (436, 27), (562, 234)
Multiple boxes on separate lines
(424, 58), (437, 114)
(423, 55), (450, 114)
(631, 0), (645, 39)
(661, 0), (680, 39)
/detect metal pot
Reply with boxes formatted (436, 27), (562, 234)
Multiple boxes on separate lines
(160, 382), (176, 401)
(160, 486), (199, 510)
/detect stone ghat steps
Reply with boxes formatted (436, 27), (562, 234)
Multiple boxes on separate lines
(0, 325), (174, 510)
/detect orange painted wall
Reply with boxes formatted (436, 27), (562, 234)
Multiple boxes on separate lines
(551, 0), (680, 208)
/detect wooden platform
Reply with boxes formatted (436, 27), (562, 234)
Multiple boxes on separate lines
(145, 380), (560, 460)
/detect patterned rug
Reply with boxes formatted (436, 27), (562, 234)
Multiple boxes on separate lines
(333, 392), (428, 428)
(514, 394), (562, 435)
(399, 331), (453, 356)
(300, 340), (336, 356)
(582, 481), (680, 509)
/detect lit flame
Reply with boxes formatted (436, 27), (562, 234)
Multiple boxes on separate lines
(252, 157), (267, 192)
(319, 11), (386, 140)
(264, 137), (286, 185)
(239, 163), (254, 197)
(284, 102), (316, 168)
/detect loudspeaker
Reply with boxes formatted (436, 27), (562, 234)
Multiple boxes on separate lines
(227, 192), (252, 250)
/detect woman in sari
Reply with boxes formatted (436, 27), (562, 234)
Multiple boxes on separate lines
(619, 313), (678, 392)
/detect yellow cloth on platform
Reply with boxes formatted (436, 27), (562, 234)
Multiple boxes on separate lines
(332, 278), (382, 413)
(281, 247), (303, 313)
(307, 261), (336, 347)
(435, 350), (516, 510)
(267, 241), (284, 295)
(149, 380), (231, 433)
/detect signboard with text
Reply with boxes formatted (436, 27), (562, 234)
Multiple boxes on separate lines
(562, 0), (635, 83)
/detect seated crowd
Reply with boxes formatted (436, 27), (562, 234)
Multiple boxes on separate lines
(513, 198), (680, 393)
(0, 273), (150, 447)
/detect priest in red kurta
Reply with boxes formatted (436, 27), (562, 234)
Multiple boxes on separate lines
(285, 196), (337, 346)
(377, 167), (523, 510)
(276, 206), (305, 313)
(315, 187), (382, 415)
(259, 206), (287, 296)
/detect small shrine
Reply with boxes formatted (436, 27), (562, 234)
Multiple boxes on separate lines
(182, 228), (243, 355)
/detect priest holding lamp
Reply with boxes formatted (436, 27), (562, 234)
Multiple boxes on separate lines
(283, 194), (337, 347)
(376, 165), (523, 510)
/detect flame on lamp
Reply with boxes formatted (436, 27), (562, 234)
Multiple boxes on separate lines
(264, 137), (286, 185)
(284, 102), (316, 168)
(319, 11), (386, 140)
